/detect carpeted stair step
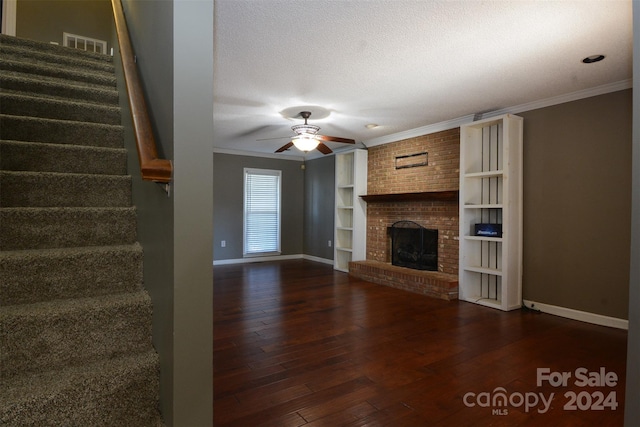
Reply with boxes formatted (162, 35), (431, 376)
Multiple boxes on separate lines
(0, 207), (137, 250)
(0, 290), (152, 379)
(0, 114), (123, 148)
(0, 140), (127, 175)
(0, 73), (119, 105)
(0, 41), (115, 74)
(0, 171), (131, 207)
(0, 350), (162, 427)
(0, 91), (121, 124)
(0, 67), (114, 92)
(0, 33), (114, 66)
(0, 58), (116, 88)
(0, 43), (116, 74)
(0, 244), (144, 306)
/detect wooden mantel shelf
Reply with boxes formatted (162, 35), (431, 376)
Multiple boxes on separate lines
(360, 190), (459, 203)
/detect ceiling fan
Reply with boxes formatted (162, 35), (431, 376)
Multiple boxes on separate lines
(274, 111), (355, 155)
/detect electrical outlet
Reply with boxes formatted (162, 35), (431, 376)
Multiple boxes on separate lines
(328, 240), (332, 247)
(221, 240), (226, 248)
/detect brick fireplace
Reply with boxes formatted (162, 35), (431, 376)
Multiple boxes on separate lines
(349, 128), (460, 300)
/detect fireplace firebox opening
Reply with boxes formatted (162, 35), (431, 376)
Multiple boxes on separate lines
(389, 220), (438, 271)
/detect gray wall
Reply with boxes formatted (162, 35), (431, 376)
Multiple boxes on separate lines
(624, 2), (639, 424)
(213, 153), (304, 260)
(172, 1), (213, 424)
(17, 0), (113, 50)
(118, 1), (213, 426)
(520, 90), (632, 319)
(116, 1), (175, 422)
(304, 155), (335, 260)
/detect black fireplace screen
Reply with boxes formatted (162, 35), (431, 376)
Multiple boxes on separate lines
(390, 221), (438, 271)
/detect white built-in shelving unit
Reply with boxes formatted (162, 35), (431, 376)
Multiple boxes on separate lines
(459, 114), (523, 311)
(334, 149), (368, 272)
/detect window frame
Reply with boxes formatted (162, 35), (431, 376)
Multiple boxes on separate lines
(243, 168), (282, 257)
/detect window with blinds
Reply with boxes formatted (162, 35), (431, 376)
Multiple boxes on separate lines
(244, 168), (281, 256)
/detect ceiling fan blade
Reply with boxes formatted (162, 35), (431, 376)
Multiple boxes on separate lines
(316, 142), (333, 155)
(316, 134), (356, 144)
(275, 141), (294, 153)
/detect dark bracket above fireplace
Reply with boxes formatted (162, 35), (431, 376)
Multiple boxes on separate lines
(360, 190), (459, 203)
(395, 152), (428, 169)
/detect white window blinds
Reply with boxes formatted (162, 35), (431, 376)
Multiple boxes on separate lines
(244, 168), (281, 256)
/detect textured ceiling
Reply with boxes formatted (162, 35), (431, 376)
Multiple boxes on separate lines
(213, 0), (632, 159)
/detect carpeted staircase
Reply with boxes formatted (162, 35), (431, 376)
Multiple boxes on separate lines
(0, 34), (163, 426)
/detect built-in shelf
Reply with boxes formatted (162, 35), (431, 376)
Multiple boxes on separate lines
(459, 114), (523, 312)
(464, 236), (503, 243)
(334, 149), (368, 272)
(464, 266), (503, 276)
(464, 170), (504, 179)
(463, 204), (503, 209)
(360, 190), (458, 203)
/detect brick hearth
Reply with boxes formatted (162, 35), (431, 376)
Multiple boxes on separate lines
(349, 260), (458, 301)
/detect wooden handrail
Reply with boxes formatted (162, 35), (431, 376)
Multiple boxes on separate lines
(111, 0), (172, 183)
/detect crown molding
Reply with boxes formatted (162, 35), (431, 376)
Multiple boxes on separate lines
(364, 114), (475, 148)
(481, 79), (632, 119)
(363, 79), (632, 148)
(213, 147), (305, 161)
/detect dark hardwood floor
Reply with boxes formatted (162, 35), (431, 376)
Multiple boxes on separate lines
(213, 259), (627, 426)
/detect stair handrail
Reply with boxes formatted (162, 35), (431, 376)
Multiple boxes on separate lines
(111, 0), (172, 184)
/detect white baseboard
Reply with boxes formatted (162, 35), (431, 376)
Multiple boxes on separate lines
(213, 254), (303, 265)
(523, 299), (628, 330)
(302, 254), (334, 265)
(213, 254), (334, 266)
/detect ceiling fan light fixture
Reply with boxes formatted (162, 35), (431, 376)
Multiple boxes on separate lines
(292, 135), (319, 152)
(291, 124), (321, 135)
(273, 110), (354, 155)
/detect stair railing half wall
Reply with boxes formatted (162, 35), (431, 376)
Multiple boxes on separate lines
(111, 0), (173, 186)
